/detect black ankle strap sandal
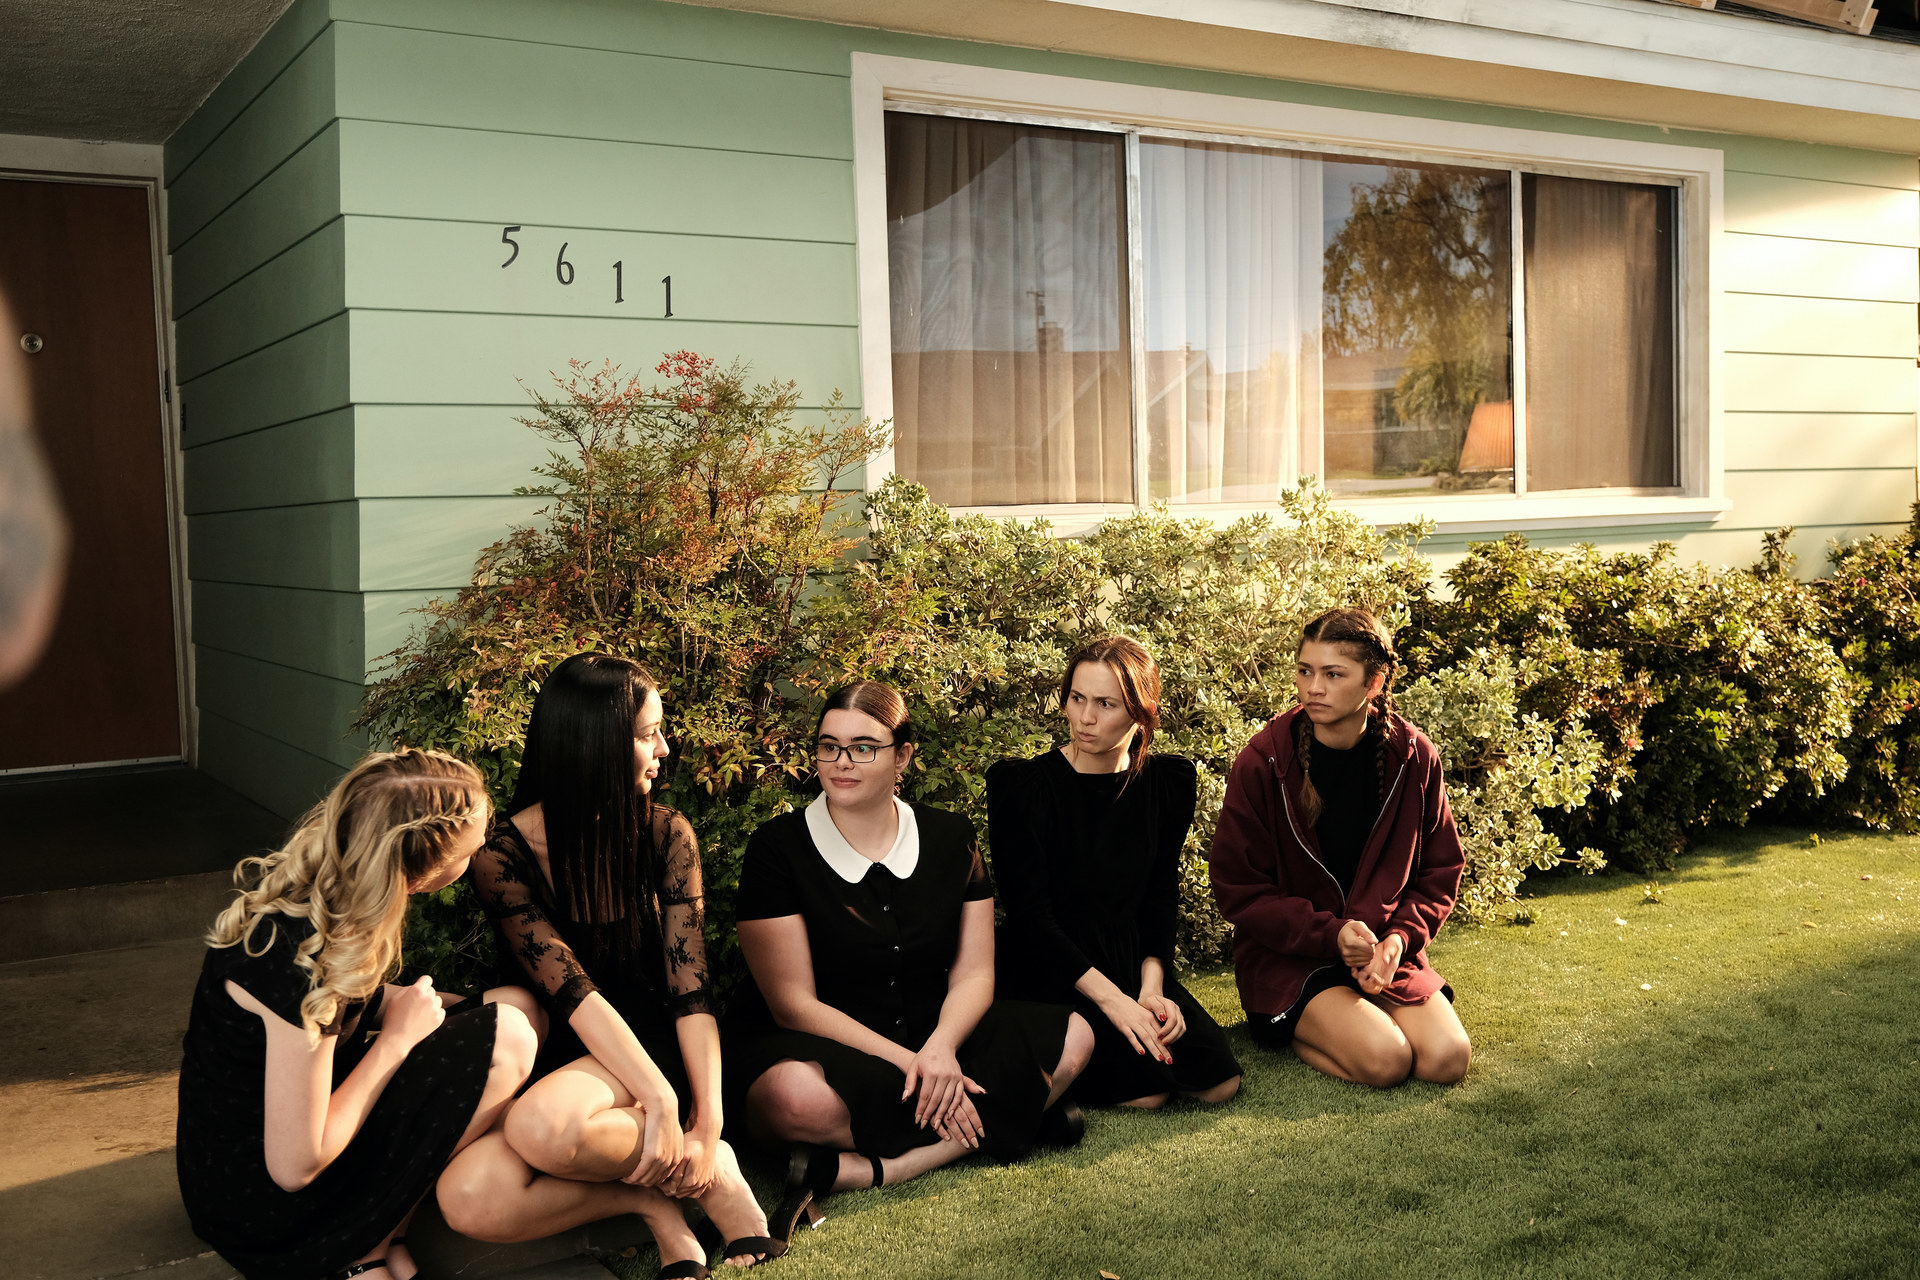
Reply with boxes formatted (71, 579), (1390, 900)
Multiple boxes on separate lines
(867, 1153), (886, 1187)
(657, 1261), (710, 1280)
(327, 1262), (388, 1280)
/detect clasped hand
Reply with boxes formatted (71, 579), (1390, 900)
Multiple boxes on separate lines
(380, 975), (446, 1051)
(1337, 919), (1403, 995)
(619, 1090), (686, 1188)
(902, 1043), (986, 1149)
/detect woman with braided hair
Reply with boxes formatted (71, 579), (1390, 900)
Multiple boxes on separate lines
(1209, 608), (1472, 1087)
(176, 749), (540, 1280)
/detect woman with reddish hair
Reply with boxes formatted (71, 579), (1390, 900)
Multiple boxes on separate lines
(1209, 608), (1471, 1088)
(987, 637), (1242, 1110)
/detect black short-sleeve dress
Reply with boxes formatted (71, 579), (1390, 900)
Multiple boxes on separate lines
(470, 803), (711, 1112)
(725, 797), (1072, 1163)
(987, 751), (1242, 1106)
(175, 912), (500, 1280)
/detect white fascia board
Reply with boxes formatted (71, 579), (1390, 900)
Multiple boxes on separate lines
(1098, 0), (1920, 122)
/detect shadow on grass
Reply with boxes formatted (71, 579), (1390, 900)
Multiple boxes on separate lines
(1519, 823), (1913, 904)
(701, 941), (1920, 1280)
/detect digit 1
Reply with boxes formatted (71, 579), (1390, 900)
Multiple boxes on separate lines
(613, 261), (624, 304)
(662, 275), (673, 318)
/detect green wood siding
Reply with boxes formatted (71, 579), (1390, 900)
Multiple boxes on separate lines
(166, 0), (1920, 814)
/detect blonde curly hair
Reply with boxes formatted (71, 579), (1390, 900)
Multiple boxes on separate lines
(207, 749), (490, 1040)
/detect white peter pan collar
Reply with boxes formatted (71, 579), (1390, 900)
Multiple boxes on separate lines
(805, 793), (920, 884)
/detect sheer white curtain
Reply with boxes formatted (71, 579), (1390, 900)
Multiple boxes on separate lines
(1139, 139), (1323, 504)
(887, 114), (1132, 507)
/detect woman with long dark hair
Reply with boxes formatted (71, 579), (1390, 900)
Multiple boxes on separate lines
(1210, 608), (1472, 1087)
(987, 636), (1242, 1109)
(728, 680), (1093, 1240)
(176, 749), (538, 1280)
(436, 653), (776, 1277)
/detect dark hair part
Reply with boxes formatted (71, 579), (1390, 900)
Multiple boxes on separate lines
(1293, 608), (1400, 826)
(1059, 635), (1161, 783)
(816, 680), (913, 746)
(510, 652), (664, 959)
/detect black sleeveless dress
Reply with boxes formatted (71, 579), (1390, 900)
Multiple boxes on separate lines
(175, 913), (500, 1279)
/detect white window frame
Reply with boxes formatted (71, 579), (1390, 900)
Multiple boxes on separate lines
(850, 53), (1728, 535)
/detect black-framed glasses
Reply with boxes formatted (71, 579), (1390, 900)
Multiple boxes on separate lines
(814, 741), (895, 764)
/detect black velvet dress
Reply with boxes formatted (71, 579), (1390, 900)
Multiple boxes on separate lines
(987, 750), (1242, 1105)
(176, 913), (500, 1279)
(471, 804), (711, 1114)
(725, 798), (1072, 1163)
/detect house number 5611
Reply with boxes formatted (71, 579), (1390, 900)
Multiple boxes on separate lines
(500, 226), (673, 316)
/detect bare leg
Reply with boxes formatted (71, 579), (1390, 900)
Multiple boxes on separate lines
(1385, 992), (1471, 1083)
(1045, 1014), (1095, 1108)
(1182, 1075), (1242, 1104)
(1116, 1092), (1172, 1109)
(692, 1139), (775, 1267)
(361, 1000), (539, 1276)
(1292, 988), (1414, 1088)
(438, 1128), (703, 1263)
(503, 1055), (659, 1181)
(743, 1060), (972, 1190)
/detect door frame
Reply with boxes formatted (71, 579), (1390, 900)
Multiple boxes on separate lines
(0, 134), (192, 774)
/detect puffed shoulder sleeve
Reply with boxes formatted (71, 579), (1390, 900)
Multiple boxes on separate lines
(735, 816), (803, 921)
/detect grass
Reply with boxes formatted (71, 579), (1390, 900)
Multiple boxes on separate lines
(603, 827), (1920, 1279)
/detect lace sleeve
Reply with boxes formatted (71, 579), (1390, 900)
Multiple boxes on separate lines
(653, 807), (712, 1019)
(470, 830), (599, 1025)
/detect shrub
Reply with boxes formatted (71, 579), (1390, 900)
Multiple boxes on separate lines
(1406, 534), (1852, 871)
(1796, 510), (1920, 831)
(364, 352), (1607, 992)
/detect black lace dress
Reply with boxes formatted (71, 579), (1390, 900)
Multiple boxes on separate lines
(471, 804), (711, 1110)
(175, 913), (500, 1279)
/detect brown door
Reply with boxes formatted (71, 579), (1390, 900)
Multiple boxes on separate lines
(0, 178), (180, 769)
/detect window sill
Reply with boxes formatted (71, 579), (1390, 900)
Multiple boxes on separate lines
(944, 494), (1732, 538)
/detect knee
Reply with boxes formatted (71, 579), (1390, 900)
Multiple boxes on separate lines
(1191, 1074), (1241, 1105)
(437, 1155), (517, 1243)
(490, 1004), (539, 1089)
(1414, 1034), (1472, 1085)
(747, 1063), (844, 1141)
(503, 1090), (583, 1169)
(1348, 1038), (1415, 1089)
(487, 987), (549, 1045)
(1057, 1014), (1095, 1083)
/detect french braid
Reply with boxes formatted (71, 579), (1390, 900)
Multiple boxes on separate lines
(1295, 608), (1401, 827)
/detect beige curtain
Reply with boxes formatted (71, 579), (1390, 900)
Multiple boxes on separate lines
(1139, 140), (1322, 504)
(887, 113), (1132, 507)
(1524, 174), (1678, 491)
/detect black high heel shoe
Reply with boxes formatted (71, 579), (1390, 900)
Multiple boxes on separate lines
(769, 1145), (838, 1244)
(1036, 1094), (1086, 1148)
(770, 1146), (887, 1243)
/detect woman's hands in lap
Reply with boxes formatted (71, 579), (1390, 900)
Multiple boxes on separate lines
(903, 1043), (987, 1148)
(1138, 992), (1186, 1045)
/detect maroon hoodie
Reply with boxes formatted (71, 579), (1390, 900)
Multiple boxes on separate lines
(1209, 707), (1462, 1017)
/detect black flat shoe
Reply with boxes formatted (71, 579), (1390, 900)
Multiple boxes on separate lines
(1036, 1095), (1085, 1148)
(769, 1144), (838, 1243)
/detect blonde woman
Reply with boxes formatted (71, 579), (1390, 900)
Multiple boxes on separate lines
(175, 750), (540, 1280)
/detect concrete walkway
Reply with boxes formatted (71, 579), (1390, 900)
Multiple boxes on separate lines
(0, 938), (648, 1280)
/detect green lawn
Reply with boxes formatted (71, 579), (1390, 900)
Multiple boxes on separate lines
(608, 828), (1920, 1279)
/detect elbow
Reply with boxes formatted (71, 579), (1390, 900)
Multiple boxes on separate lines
(266, 1157), (321, 1194)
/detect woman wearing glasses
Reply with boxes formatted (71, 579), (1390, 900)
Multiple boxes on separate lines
(728, 681), (1093, 1241)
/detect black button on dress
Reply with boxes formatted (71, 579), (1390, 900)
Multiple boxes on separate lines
(175, 913), (499, 1279)
(987, 750), (1242, 1105)
(725, 801), (1072, 1162)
